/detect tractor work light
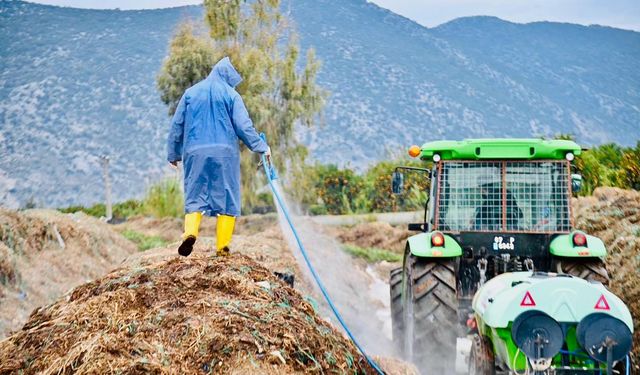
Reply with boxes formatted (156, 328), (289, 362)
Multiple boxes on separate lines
(431, 232), (445, 247)
(573, 232), (587, 247)
(408, 145), (421, 158)
(432, 153), (441, 162)
(566, 152), (575, 161)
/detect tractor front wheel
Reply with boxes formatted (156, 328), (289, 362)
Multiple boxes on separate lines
(402, 252), (458, 373)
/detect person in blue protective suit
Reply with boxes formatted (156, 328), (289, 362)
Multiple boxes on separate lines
(167, 56), (271, 257)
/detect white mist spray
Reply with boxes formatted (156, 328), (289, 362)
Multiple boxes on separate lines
(268, 179), (395, 357)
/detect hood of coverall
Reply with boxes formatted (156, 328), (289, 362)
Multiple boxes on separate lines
(208, 57), (243, 88)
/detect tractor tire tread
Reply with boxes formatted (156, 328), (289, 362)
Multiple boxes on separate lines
(408, 256), (458, 373)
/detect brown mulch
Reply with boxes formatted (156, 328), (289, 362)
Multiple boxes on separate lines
(331, 221), (410, 254)
(0, 209), (136, 337)
(0, 253), (373, 374)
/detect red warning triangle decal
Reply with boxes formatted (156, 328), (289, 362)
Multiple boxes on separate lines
(594, 294), (610, 310)
(520, 291), (536, 307)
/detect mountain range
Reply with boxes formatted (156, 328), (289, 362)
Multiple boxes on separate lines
(1, 0), (639, 208)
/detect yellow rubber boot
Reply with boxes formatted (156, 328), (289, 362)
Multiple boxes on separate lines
(183, 212), (202, 239)
(178, 212), (202, 257)
(216, 214), (236, 256)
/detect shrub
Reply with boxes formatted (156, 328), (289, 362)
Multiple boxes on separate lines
(618, 142), (640, 190)
(573, 142), (639, 195)
(362, 160), (430, 212)
(113, 200), (143, 219)
(291, 159), (431, 215)
(60, 203), (107, 217)
(142, 178), (184, 218)
(314, 165), (364, 215)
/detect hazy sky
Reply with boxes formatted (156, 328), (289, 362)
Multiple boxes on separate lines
(26, 0), (640, 31)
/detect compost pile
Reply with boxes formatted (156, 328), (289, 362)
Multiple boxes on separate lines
(0, 253), (372, 374)
(332, 221), (410, 253)
(574, 187), (640, 358)
(0, 209), (136, 336)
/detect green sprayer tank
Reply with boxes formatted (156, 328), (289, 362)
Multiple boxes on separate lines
(472, 272), (633, 374)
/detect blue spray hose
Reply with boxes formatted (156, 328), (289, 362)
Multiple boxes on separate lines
(259, 137), (384, 374)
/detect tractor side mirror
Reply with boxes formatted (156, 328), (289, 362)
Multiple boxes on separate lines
(571, 174), (583, 193)
(392, 171), (404, 195)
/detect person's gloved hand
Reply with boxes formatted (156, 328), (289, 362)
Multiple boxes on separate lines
(265, 147), (272, 164)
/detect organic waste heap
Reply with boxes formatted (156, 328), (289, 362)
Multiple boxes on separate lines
(0, 208), (136, 337)
(0, 253), (373, 374)
(574, 187), (640, 359)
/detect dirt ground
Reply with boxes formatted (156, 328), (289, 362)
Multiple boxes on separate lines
(0, 209), (137, 337)
(122, 222), (317, 299)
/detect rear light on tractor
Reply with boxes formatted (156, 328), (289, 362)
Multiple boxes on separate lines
(431, 232), (445, 247)
(573, 232), (587, 247)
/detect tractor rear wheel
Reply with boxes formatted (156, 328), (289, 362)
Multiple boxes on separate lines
(469, 335), (495, 375)
(389, 267), (404, 351)
(552, 258), (609, 285)
(402, 253), (458, 373)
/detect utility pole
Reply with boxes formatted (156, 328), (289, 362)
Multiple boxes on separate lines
(99, 155), (112, 222)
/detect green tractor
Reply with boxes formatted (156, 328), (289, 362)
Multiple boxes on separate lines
(389, 139), (634, 374)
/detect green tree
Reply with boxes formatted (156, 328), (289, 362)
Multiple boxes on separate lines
(314, 165), (364, 215)
(157, 23), (216, 115)
(574, 150), (605, 195)
(618, 142), (640, 190)
(573, 144), (627, 195)
(157, 0), (325, 211)
(554, 135), (628, 195)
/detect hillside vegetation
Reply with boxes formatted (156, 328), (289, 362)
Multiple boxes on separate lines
(2, 0), (639, 208)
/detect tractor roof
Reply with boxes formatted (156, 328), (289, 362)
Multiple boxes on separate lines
(419, 138), (581, 161)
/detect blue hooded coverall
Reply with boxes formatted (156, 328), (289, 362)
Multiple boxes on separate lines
(167, 57), (269, 217)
